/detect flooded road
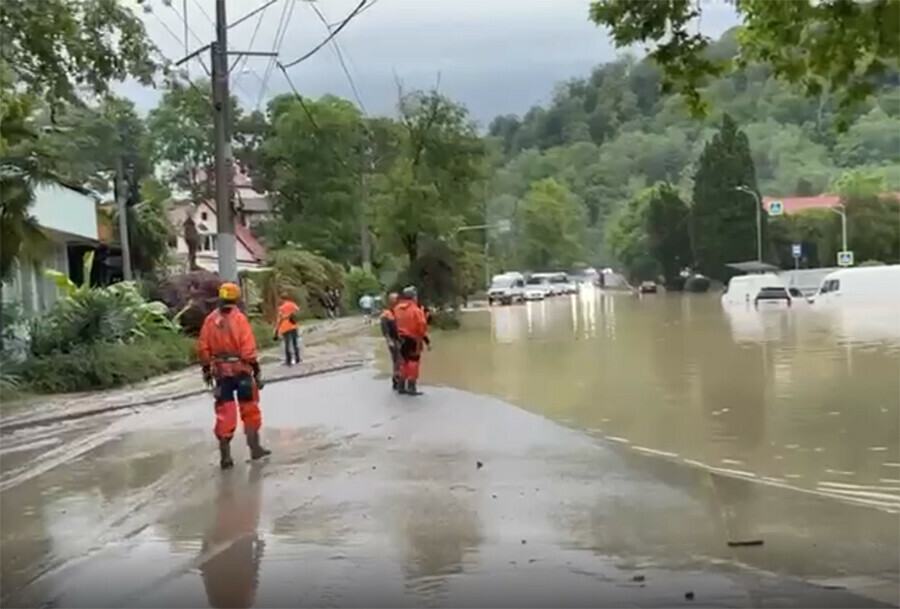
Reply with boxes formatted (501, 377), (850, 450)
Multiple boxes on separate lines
(421, 289), (900, 511)
(1, 293), (898, 607)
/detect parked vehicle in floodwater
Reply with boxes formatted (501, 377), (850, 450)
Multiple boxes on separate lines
(639, 281), (658, 294)
(524, 275), (551, 300)
(811, 264), (900, 305)
(721, 273), (804, 308)
(488, 273), (525, 305)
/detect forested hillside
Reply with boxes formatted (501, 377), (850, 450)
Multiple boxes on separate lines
(485, 29), (900, 267)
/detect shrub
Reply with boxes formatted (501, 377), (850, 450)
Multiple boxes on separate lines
(858, 259), (885, 267)
(428, 308), (460, 330)
(345, 266), (381, 309)
(17, 331), (195, 393)
(268, 247), (345, 318)
(149, 270), (221, 335)
(30, 281), (178, 356)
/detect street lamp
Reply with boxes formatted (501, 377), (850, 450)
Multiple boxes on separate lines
(829, 203), (848, 255)
(735, 185), (762, 262)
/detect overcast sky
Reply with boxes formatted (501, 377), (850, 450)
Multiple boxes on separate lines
(128, 0), (739, 126)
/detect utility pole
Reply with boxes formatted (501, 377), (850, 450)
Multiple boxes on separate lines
(176, 2), (279, 282)
(211, 0), (236, 282)
(358, 138), (373, 273)
(115, 155), (133, 281)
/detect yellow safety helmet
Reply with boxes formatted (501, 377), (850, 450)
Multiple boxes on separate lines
(218, 281), (241, 303)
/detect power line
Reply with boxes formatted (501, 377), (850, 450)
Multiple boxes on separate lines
(231, 0), (272, 75)
(277, 62), (354, 171)
(280, 0), (368, 69)
(191, 0), (215, 28)
(256, 0), (296, 110)
(308, 1), (367, 113)
(229, 0), (282, 31)
(328, 0), (379, 28)
(149, 9), (210, 76)
(170, 1), (207, 48)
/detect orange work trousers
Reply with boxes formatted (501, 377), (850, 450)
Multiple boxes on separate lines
(213, 373), (261, 440)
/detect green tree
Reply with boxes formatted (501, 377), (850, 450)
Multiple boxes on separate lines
(519, 178), (584, 269)
(147, 81), (242, 199)
(691, 114), (762, 278)
(605, 192), (657, 281)
(373, 90), (485, 264)
(0, 0), (156, 103)
(117, 177), (175, 276)
(645, 183), (691, 287)
(261, 95), (364, 264)
(588, 0), (900, 118)
(833, 170), (900, 263)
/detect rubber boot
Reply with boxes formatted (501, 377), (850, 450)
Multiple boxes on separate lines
(406, 380), (423, 396)
(246, 428), (271, 460)
(219, 438), (234, 470)
(397, 378), (409, 394)
(391, 376), (400, 391)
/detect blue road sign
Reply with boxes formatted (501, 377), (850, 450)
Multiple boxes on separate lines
(838, 251), (854, 267)
(768, 200), (784, 216)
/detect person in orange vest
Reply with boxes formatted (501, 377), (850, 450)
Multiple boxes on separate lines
(379, 292), (401, 390)
(273, 291), (301, 366)
(393, 286), (430, 395)
(198, 282), (271, 470)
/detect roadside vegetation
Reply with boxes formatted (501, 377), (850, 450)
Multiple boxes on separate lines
(1, 1), (898, 396)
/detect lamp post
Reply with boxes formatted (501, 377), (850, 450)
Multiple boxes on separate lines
(735, 185), (763, 262)
(830, 203), (848, 254)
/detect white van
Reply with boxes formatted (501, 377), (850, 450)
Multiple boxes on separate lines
(721, 273), (800, 308)
(811, 264), (900, 305)
(488, 272), (525, 305)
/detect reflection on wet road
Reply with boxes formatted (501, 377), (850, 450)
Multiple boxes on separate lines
(422, 289), (900, 511)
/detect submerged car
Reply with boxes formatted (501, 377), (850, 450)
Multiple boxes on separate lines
(639, 281), (658, 294)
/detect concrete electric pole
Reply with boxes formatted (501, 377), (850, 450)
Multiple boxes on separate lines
(176, 1), (278, 283)
(211, 0), (236, 282)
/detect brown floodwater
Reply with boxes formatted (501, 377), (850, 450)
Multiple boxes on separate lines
(418, 288), (900, 512)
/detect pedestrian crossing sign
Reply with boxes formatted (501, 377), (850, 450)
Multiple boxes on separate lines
(767, 200), (784, 216)
(837, 251), (854, 267)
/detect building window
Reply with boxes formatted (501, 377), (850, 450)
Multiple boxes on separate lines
(200, 233), (218, 252)
(201, 211), (208, 221)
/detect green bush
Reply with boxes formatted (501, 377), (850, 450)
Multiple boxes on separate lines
(31, 281), (177, 356)
(17, 331), (195, 393)
(684, 274), (711, 293)
(268, 247), (345, 318)
(345, 266), (381, 309)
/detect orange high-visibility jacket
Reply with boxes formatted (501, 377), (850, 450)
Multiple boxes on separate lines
(198, 307), (258, 376)
(394, 300), (427, 340)
(277, 300), (300, 335)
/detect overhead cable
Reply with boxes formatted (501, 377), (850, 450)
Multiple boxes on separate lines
(280, 0), (368, 69)
(308, 1), (367, 113)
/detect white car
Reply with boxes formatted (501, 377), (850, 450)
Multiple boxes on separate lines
(524, 277), (550, 300)
(488, 273), (525, 305)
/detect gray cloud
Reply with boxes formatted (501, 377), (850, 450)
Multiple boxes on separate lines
(131, 0), (738, 123)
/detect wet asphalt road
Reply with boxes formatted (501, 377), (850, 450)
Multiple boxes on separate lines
(1, 368), (897, 608)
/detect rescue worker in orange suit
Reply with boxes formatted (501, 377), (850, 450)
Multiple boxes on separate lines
(200, 466), (264, 608)
(198, 282), (271, 470)
(393, 286), (430, 395)
(273, 291), (301, 366)
(379, 292), (401, 390)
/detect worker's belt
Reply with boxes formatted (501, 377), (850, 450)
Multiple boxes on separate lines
(214, 354), (242, 363)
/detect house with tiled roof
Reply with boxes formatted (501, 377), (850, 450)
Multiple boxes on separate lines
(166, 199), (267, 273)
(763, 193), (900, 214)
